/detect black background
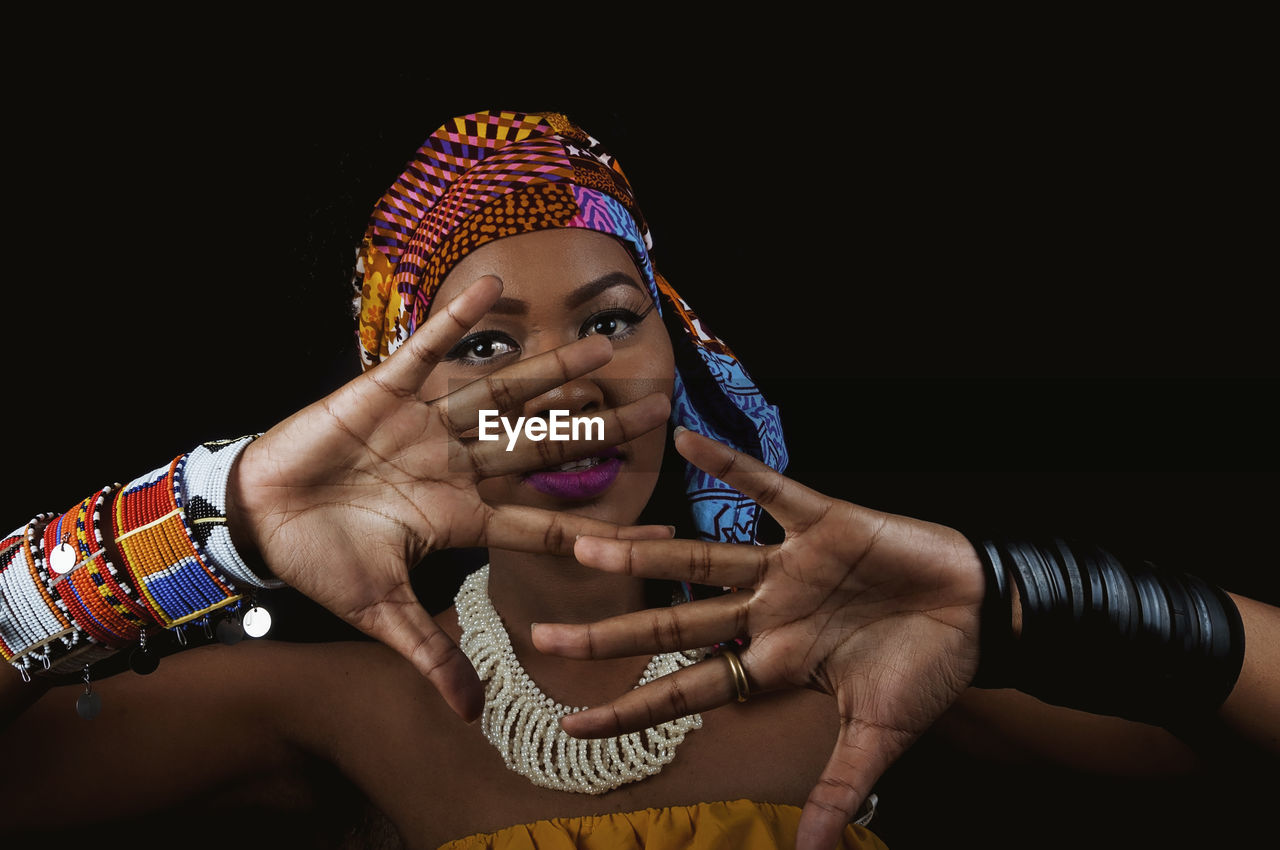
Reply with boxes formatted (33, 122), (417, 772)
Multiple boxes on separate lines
(2, 30), (1275, 849)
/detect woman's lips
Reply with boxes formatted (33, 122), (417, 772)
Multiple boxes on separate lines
(523, 447), (623, 500)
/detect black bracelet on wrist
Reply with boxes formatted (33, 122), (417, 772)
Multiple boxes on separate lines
(970, 539), (1016, 689)
(969, 537), (1245, 727)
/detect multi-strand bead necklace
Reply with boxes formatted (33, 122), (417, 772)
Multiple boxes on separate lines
(456, 565), (704, 795)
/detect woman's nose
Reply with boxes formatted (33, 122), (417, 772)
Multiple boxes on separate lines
(518, 333), (607, 418)
(523, 375), (605, 421)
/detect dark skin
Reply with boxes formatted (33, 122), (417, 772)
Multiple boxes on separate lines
(2, 631), (843, 848)
(537, 429), (1280, 847)
(3, 229), (1275, 849)
(0, 231), (856, 848)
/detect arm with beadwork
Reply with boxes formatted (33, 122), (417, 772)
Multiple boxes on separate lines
(532, 427), (1280, 850)
(0, 275), (672, 739)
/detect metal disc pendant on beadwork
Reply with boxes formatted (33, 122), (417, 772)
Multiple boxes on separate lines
(242, 606), (271, 638)
(129, 646), (159, 675)
(49, 542), (77, 575)
(216, 617), (244, 645)
(76, 691), (101, 719)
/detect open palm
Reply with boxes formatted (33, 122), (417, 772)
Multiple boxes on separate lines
(230, 276), (671, 720)
(534, 427), (985, 849)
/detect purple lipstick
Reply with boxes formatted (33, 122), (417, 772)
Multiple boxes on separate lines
(523, 447), (623, 500)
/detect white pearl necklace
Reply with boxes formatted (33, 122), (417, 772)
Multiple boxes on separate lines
(456, 565), (703, 795)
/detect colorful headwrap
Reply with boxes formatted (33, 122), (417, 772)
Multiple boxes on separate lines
(355, 110), (786, 544)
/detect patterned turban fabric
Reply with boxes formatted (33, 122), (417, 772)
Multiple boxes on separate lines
(355, 110), (786, 545)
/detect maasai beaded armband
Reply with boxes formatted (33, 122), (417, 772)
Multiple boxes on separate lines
(63, 486), (149, 645)
(179, 435), (283, 590)
(112, 459), (243, 629)
(0, 524), (58, 670)
(47, 498), (122, 648)
(4, 435), (281, 689)
(106, 479), (173, 626)
(35, 497), (138, 677)
(0, 515), (113, 679)
(42, 510), (115, 649)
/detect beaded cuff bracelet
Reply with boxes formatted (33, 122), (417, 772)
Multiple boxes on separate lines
(113, 459), (243, 628)
(42, 512), (111, 650)
(0, 532), (39, 664)
(2, 516), (76, 676)
(3, 436), (276, 689)
(75, 486), (149, 640)
(180, 435), (283, 590)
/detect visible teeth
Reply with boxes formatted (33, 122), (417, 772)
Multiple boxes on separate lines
(552, 456), (604, 473)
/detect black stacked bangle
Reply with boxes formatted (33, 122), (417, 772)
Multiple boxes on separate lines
(970, 539), (1016, 689)
(971, 538), (1246, 727)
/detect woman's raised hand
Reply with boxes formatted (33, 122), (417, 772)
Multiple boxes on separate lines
(227, 276), (671, 722)
(533, 427), (987, 850)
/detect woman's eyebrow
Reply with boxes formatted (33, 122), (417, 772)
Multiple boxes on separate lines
(488, 296), (528, 316)
(564, 272), (645, 309)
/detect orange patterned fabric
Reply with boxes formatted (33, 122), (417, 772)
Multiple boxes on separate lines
(438, 799), (887, 850)
(353, 109), (788, 547)
(356, 236), (398, 364)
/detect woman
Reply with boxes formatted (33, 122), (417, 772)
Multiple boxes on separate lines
(2, 108), (1274, 850)
(0, 110), (886, 848)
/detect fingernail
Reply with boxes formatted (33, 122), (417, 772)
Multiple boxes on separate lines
(673, 425), (688, 435)
(665, 525), (677, 535)
(530, 622), (540, 631)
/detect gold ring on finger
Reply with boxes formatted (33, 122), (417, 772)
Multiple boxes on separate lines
(721, 649), (750, 703)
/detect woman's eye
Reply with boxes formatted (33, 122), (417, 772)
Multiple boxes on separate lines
(581, 309), (644, 339)
(445, 333), (518, 365)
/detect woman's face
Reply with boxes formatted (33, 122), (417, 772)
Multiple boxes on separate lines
(421, 228), (675, 527)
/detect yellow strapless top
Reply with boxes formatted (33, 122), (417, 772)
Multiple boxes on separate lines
(438, 799), (887, 849)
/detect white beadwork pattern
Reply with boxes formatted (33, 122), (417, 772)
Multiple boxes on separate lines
(182, 435), (284, 590)
(1, 517), (78, 675)
(456, 565), (703, 795)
